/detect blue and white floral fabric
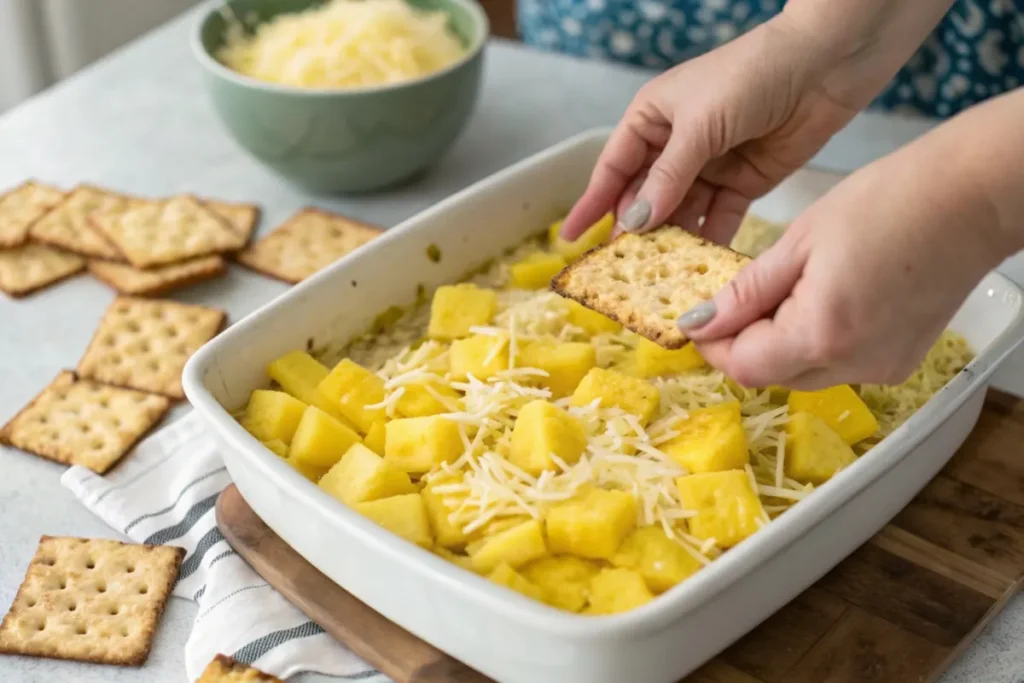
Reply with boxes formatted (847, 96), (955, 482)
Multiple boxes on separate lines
(518, 0), (1024, 118)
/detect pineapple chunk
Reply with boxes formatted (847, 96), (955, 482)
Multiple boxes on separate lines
(318, 443), (416, 505)
(548, 213), (615, 263)
(262, 439), (289, 458)
(517, 341), (596, 398)
(509, 252), (568, 289)
(318, 359), (386, 434)
(355, 493), (433, 547)
(634, 338), (706, 377)
(450, 334), (509, 381)
(488, 563), (546, 602)
(584, 568), (654, 615)
(364, 419), (386, 455)
(267, 350), (353, 425)
(470, 519), (548, 574)
(676, 470), (765, 549)
(612, 526), (702, 593)
(788, 385), (879, 445)
(660, 401), (749, 473)
(288, 405), (363, 469)
(785, 412), (858, 484)
(396, 382), (460, 417)
(285, 454), (328, 483)
(242, 390), (307, 443)
(570, 367), (660, 425)
(427, 284), (497, 341)
(566, 300), (621, 335)
(433, 547), (476, 572)
(546, 488), (636, 560)
(384, 416), (463, 474)
(509, 400), (588, 475)
(521, 556), (600, 612)
(421, 473), (473, 549)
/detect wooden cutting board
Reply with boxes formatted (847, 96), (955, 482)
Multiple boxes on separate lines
(216, 390), (1024, 683)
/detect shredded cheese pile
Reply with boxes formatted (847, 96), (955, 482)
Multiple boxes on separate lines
(218, 0), (467, 89)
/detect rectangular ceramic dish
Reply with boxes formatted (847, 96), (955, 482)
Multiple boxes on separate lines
(183, 128), (1024, 683)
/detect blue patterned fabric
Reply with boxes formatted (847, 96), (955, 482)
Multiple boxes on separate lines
(518, 0), (1024, 118)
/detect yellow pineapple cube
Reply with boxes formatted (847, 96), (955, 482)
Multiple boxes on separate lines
(242, 390), (307, 443)
(788, 385), (879, 445)
(262, 439), (289, 458)
(546, 488), (636, 560)
(267, 350), (353, 425)
(509, 252), (568, 289)
(612, 526), (702, 593)
(364, 419), (386, 455)
(450, 334), (509, 381)
(317, 359), (386, 434)
(354, 493), (433, 547)
(584, 568), (654, 615)
(521, 556), (600, 612)
(285, 453), (329, 483)
(548, 213), (615, 263)
(487, 563), (546, 602)
(433, 547), (476, 572)
(421, 473), (472, 549)
(660, 401), (749, 473)
(570, 367), (660, 425)
(384, 416), (463, 474)
(318, 443), (416, 505)
(785, 412), (858, 484)
(470, 519), (548, 574)
(517, 341), (597, 398)
(396, 381), (460, 417)
(427, 284), (498, 341)
(566, 300), (621, 335)
(634, 338), (706, 377)
(288, 405), (363, 469)
(509, 400), (588, 475)
(676, 470), (765, 549)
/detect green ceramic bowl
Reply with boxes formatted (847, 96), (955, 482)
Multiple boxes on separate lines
(192, 0), (488, 194)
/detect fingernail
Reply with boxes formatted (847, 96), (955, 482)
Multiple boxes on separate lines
(618, 199), (651, 233)
(677, 301), (717, 330)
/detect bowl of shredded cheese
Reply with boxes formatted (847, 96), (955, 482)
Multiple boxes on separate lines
(193, 0), (488, 193)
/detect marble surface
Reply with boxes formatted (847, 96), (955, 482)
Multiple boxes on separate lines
(0, 5), (1022, 682)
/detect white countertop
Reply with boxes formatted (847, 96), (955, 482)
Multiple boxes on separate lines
(1, 6), (1022, 682)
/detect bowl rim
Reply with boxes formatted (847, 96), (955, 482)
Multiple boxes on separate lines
(190, 0), (490, 96)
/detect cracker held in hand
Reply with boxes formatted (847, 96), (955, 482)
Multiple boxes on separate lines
(88, 255), (226, 297)
(198, 654), (283, 682)
(552, 226), (750, 349)
(0, 536), (184, 666)
(0, 181), (65, 248)
(202, 199), (261, 247)
(0, 371), (170, 473)
(77, 297), (225, 399)
(29, 185), (132, 260)
(0, 244), (85, 298)
(237, 208), (381, 284)
(90, 196), (247, 269)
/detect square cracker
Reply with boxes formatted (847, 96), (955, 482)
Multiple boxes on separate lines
(76, 297), (226, 398)
(0, 536), (184, 666)
(90, 195), (248, 269)
(29, 185), (133, 260)
(198, 654), (283, 682)
(202, 200), (261, 247)
(0, 371), (170, 473)
(236, 208), (381, 284)
(88, 255), (226, 297)
(551, 226), (750, 349)
(0, 181), (66, 248)
(0, 243), (85, 298)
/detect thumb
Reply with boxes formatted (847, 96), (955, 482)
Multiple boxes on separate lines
(679, 236), (805, 341)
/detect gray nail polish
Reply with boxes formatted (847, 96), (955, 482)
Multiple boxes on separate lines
(677, 301), (717, 330)
(618, 199), (651, 232)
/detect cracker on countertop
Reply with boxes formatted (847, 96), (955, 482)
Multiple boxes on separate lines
(0, 243), (85, 298)
(551, 226), (750, 349)
(89, 195), (248, 269)
(88, 255), (227, 297)
(202, 199), (261, 247)
(0, 371), (170, 473)
(198, 654), (283, 682)
(29, 185), (133, 260)
(729, 213), (787, 258)
(76, 296), (226, 399)
(236, 208), (382, 284)
(0, 181), (66, 248)
(0, 536), (184, 666)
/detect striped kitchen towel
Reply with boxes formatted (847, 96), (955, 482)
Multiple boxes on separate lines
(61, 410), (385, 682)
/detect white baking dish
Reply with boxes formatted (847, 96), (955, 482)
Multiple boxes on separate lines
(183, 128), (1024, 683)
